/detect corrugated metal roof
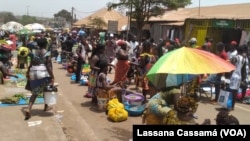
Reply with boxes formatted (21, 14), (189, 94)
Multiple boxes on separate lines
(149, 3), (250, 22)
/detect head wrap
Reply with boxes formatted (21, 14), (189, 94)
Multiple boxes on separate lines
(117, 40), (126, 46)
(230, 40), (237, 46)
(176, 96), (198, 113)
(189, 37), (197, 43)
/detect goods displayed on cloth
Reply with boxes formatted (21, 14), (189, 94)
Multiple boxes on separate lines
(0, 93), (44, 105)
(71, 73), (87, 85)
(217, 89), (233, 109)
(10, 74), (27, 87)
(11, 68), (27, 75)
(80, 74), (89, 85)
(70, 64), (91, 85)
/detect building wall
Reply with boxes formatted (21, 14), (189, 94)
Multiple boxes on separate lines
(184, 19), (250, 52)
(150, 23), (184, 43)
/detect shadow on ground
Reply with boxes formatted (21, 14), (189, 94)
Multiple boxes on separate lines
(20, 106), (54, 119)
(104, 127), (132, 141)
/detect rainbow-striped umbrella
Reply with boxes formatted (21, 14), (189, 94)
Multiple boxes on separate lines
(147, 47), (235, 88)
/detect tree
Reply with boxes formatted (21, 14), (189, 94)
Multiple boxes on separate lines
(18, 15), (38, 25)
(0, 12), (17, 23)
(107, 0), (192, 40)
(54, 9), (72, 22)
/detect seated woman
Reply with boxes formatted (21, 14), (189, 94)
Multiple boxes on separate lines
(0, 61), (18, 84)
(142, 86), (181, 125)
(95, 61), (115, 99)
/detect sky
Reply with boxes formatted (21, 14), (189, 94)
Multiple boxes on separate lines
(0, 0), (249, 19)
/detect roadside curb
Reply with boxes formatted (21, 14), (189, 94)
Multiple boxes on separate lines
(56, 87), (100, 141)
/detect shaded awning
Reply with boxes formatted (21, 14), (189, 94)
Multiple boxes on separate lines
(161, 22), (184, 26)
(121, 25), (129, 31)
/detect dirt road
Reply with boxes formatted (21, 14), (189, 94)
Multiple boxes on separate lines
(53, 61), (250, 141)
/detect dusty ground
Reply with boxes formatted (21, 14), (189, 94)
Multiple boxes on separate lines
(52, 60), (250, 141)
(53, 62), (141, 141)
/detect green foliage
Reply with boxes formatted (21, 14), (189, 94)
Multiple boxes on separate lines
(37, 93), (44, 98)
(0, 97), (19, 104)
(0, 12), (17, 23)
(13, 93), (27, 100)
(54, 9), (72, 22)
(18, 15), (38, 25)
(107, 0), (192, 39)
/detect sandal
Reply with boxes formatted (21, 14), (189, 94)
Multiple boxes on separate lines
(24, 111), (31, 120)
(84, 93), (92, 98)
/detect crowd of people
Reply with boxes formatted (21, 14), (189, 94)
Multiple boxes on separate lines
(0, 27), (248, 124)
(55, 30), (247, 124)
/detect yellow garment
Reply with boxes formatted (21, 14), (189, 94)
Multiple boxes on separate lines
(30, 36), (35, 41)
(163, 110), (197, 125)
(142, 88), (181, 125)
(18, 47), (30, 57)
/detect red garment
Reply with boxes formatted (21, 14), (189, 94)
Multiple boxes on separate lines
(113, 60), (130, 83)
(219, 50), (228, 61)
(9, 34), (16, 50)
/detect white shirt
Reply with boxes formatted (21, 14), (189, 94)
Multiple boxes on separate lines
(128, 41), (138, 61)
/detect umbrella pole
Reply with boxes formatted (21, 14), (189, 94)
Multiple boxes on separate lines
(180, 84), (186, 96)
(180, 74), (186, 96)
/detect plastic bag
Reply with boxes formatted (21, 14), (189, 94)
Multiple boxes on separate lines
(106, 98), (124, 111)
(217, 89), (232, 109)
(108, 107), (128, 122)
